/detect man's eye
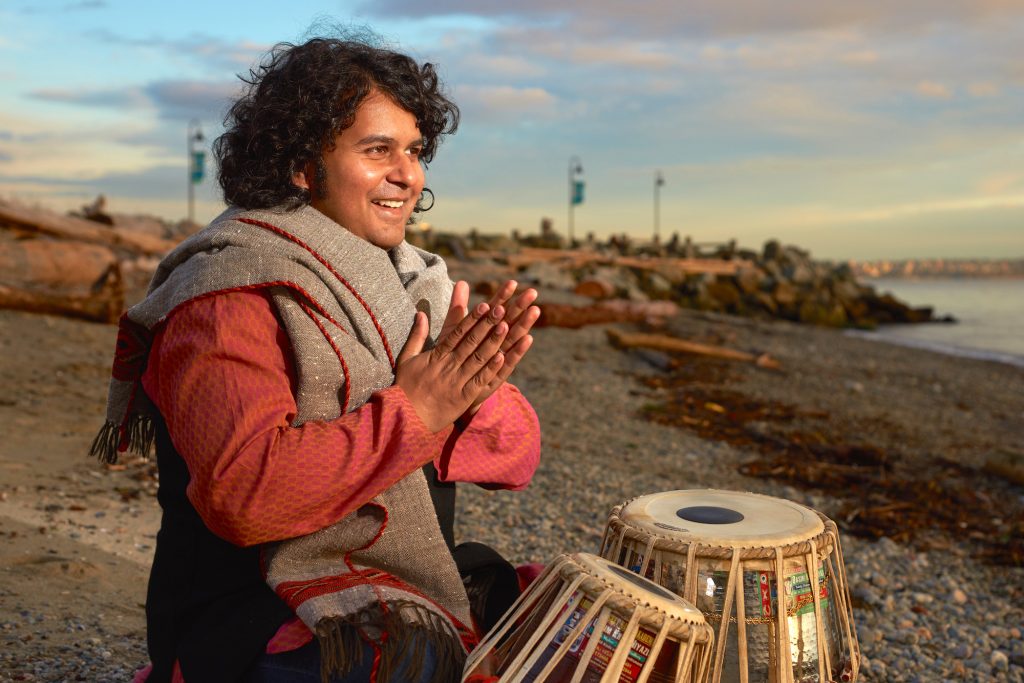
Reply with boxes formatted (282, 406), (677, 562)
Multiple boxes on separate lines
(367, 145), (389, 155)
(408, 147), (422, 159)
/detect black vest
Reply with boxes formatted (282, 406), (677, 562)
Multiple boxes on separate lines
(144, 395), (558, 683)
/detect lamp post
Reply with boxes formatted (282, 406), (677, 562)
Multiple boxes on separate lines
(568, 155), (584, 247)
(187, 119), (205, 224)
(654, 170), (665, 245)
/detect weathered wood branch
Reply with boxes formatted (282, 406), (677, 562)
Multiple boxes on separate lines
(0, 199), (176, 257)
(605, 327), (781, 369)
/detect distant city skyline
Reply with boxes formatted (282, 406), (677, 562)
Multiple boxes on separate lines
(1, 1), (1022, 260)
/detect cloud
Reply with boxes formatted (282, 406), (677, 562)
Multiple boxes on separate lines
(968, 81), (1000, 97)
(977, 172), (1022, 195)
(840, 50), (880, 65)
(0, 151), (12, 162)
(29, 86), (150, 109)
(453, 85), (557, 122)
(0, 164), (190, 199)
(356, 0), (1024, 38)
(27, 80), (238, 122)
(145, 80), (240, 121)
(64, 0), (106, 9)
(788, 193), (1024, 227)
(85, 29), (271, 71)
(915, 80), (953, 99)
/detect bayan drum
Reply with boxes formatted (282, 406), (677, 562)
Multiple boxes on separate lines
(463, 553), (715, 683)
(600, 490), (859, 683)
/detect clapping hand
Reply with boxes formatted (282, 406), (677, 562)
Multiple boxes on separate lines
(441, 280), (540, 416)
(396, 298), (509, 432)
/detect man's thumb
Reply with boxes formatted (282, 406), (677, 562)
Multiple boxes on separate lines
(398, 311), (428, 364)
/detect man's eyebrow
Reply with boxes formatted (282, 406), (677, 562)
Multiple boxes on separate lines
(354, 134), (426, 147)
(354, 134), (395, 146)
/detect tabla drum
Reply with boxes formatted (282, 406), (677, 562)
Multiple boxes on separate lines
(463, 552), (715, 683)
(600, 490), (860, 683)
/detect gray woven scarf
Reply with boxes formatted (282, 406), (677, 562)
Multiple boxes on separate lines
(92, 205), (474, 682)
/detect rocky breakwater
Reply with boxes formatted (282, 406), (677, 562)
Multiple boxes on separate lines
(496, 239), (949, 330)
(679, 240), (950, 328)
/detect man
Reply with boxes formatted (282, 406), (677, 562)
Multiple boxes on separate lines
(94, 35), (541, 682)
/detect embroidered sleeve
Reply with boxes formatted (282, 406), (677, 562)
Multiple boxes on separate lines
(141, 289), (450, 547)
(434, 383), (541, 491)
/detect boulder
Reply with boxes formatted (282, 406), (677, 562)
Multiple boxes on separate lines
(705, 278), (742, 311)
(798, 298), (848, 327)
(518, 260), (577, 290)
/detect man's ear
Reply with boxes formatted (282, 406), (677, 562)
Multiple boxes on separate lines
(291, 161), (315, 191)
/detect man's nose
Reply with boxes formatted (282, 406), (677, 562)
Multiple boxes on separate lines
(386, 153), (420, 188)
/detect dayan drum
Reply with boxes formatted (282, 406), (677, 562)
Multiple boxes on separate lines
(600, 490), (860, 683)
(463, 553), (715, 683)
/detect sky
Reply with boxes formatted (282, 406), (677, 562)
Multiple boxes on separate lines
(1, 1), (1023, 260)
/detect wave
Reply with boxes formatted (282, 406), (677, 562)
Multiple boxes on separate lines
(845, 329), (1024, 369)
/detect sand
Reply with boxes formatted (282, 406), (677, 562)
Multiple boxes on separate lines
(1, 283), (1022, 680)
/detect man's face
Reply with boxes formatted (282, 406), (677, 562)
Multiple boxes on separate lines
(295, 89), (425, 250)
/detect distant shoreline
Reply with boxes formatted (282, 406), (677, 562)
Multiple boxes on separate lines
(863, 273), (1024, 281)
(846, 328), (1024, 369)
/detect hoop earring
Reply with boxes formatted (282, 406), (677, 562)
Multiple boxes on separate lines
(417, 188), (435, 212)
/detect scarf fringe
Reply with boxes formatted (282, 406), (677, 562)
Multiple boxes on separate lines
(89, 413), (155, 465)
(314, 600), (465, 683)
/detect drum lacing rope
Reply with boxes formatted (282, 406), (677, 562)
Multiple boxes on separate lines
(606, 507), (839, 561)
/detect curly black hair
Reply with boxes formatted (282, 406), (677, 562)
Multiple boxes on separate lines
(214, 37), (459, 211)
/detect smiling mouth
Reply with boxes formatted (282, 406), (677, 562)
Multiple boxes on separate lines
(372, 199), (405, 209)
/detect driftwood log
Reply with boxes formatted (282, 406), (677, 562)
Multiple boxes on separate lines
(0, 199), (176, 257)
(0, 237), (124, 323)
(605, 327), (780, 369)
(536, 300), (680, 329)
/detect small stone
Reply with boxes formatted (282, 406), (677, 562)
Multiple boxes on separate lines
(858, 627), (878, 645)
(991, 650), (1009, 672)
(953, 643), (973, 659)
(952, 589), (968, 605)
(912, 592), (934, 605)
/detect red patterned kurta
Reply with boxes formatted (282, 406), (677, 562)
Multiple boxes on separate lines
(135, 289), (540, 680)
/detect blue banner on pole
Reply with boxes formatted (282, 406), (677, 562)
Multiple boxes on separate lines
(191, 151), (205, 184)
(572, 180), (585, 205)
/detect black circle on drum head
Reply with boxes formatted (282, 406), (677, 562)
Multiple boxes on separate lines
(607, 564), (677, 600)
(676, 505), (744, 524)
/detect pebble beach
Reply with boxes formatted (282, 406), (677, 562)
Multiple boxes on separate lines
(1, 281), (1022, 681)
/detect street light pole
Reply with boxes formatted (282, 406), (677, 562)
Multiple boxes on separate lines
(654, 170), (665, 244)
(187, 119), (205, 224)
(568, 155), (583, 247)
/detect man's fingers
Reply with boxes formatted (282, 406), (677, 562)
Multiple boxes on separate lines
(502, 287), (538, 324)
(458, 319), (507, 375)
(501, 304), (540, 353)
(468, 350), (505, 395)
(450, 304), (505, 365)
(493, 334), (533, 383)
(435, 301), (489, 355)
(486, 280), (518, 311)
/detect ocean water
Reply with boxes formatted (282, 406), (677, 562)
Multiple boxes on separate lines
(847, 278), (1024, 368)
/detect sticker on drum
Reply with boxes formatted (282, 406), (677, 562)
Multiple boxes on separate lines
(527, 595), (681, 683)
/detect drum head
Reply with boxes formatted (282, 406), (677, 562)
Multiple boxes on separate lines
(570, 553), (706, 624)
(619, 489), (824, 548)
